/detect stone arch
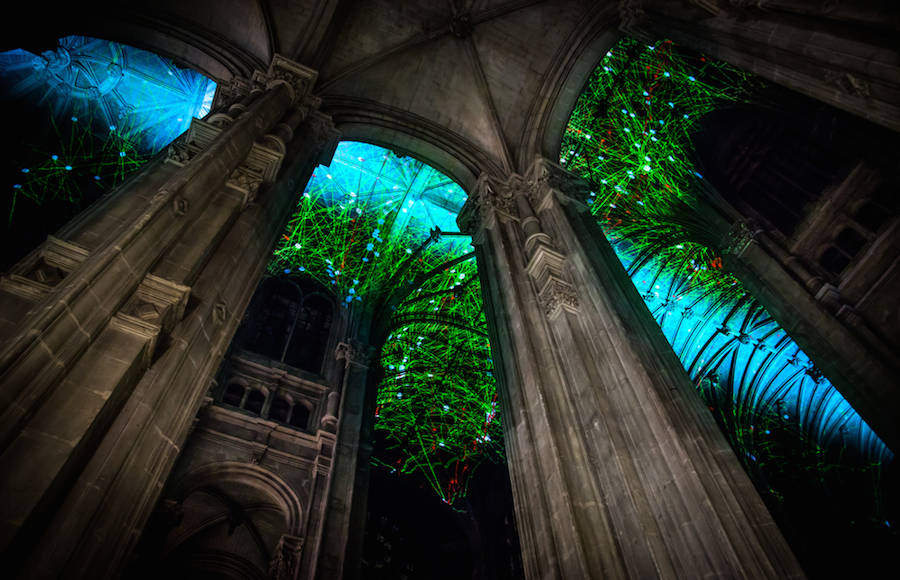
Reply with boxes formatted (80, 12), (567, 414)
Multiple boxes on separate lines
(3, 1), (271, 80)
(323, 97), (501, 192)
(170, 461), (303, 536)
(516, 6), (620, 169)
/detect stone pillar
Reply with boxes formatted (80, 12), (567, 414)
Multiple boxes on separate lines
(622, 0), (900, 132)
(690, 182), (900, 452)
(460, 157), (804, 579)
(0, 55), (341, 578)
(314, 340), (373, 580)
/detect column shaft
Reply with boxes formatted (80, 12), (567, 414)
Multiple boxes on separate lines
(464, 158), (804, 579)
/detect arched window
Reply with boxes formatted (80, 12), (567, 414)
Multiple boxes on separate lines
(243, 389), (266, 415)
(268, 395), (291, 423)
(289, 403), (310, 430)
(284, 293), (332, 372)
(233, 277), (334, 374)
(222, 382), (246, 407)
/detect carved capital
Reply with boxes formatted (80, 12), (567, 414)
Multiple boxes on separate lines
(721, 220), (759, 257)
(164, 141), (193, 166)
(306, 110), (341, 151)
(458, 172), (521, 235)
(253, 54), (318, 104)
(210, 76), (253, 112)
(527, 157), (590, 212)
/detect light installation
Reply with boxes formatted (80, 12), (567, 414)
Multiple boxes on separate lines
(269, 141), (503, 505)
(560, 36), (892, 518)
(2, 35), (216, 221)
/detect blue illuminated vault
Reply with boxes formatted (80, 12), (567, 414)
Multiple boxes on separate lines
(0, 35), (216, 153)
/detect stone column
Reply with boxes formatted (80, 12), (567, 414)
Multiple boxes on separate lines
(690, 182), (900, 452)
(314, 340), (374, 580)
(0, 55), (340, 578)
(622, 0), (900, 132)
(460, 157), (804, 579)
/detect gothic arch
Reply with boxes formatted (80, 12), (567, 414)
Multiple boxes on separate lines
(516, 5), (620, 169)
(323, 96), (498, 192)
(170, 461), (304, 536)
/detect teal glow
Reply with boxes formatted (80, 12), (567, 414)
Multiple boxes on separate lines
(269, 141), (503, 505)
(1, 35), (215, 153)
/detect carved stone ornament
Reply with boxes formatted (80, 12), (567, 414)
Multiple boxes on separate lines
(164, 141), (193, 165)
(538, 277), (580, 319)
(528, 157), (590, 212)
(618, 0), (653, 42)
(253, 54), (318, 104)
(823, 70), (871, 98)
(458, 173), (518, 235)
(721, 220), (758, 257)
(335, 340), (371, 367)
(213, 302), (228, 325)
(226, 166), (264, 208)
(268, 534), (303, 580)
(305, 110), (341, 150)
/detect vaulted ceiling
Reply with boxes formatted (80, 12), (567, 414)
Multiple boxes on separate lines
(3, 0), (621, 184)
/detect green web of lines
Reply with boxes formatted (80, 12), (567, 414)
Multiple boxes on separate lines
(9, 109), (149, 223)
(562, 37), (754, 298)
(560, 36), (892, 542)
(269, 141), (503, 505)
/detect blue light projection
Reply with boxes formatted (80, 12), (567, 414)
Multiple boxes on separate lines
(0, 35), (216, 153)
(269, 141), (474, 306)
(615, 237), (891, 462)
(560, 36), (892, 467)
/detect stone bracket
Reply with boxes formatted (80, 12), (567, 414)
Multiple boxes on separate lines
(1, 236), (90, 299)
(120, 274), (191, 335)
(169, 118), (286, 180)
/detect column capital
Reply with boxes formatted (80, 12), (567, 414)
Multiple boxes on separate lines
(525, 156), (591, 213)
(252, 54), (318, 105)
(457, 171), (524, 236)
(334, 340), (372, 368)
